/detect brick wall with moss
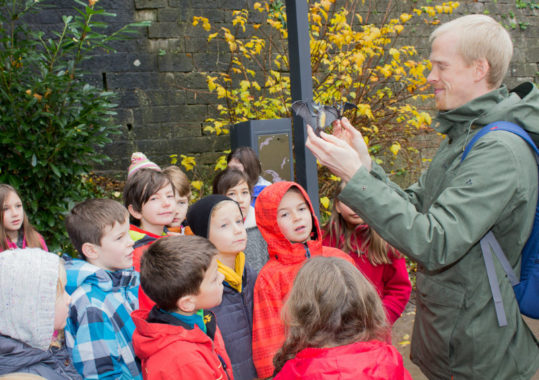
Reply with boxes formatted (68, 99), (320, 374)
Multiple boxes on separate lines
(24, 0), (539, 179)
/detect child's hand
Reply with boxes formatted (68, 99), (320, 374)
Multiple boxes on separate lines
(167, 231), (181, 236)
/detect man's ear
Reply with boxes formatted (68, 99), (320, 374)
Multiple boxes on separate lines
(127, 204), (142, 220)
(81, 242), (99, 260)
(474, 58), (490, 82)
(177, 294), (197, 314)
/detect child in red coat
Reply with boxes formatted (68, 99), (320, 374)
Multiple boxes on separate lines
(273, 256), (411, 380)
(131, 235), (233, 379)
(323, 181), (411, 325)
(252, 182), (354, 378)
(124, 153), (176, 311)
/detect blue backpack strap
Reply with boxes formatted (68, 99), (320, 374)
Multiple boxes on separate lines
(480, 232), (519, 327)
(462, 121), (539, 325)
(461, 121), (539, 162)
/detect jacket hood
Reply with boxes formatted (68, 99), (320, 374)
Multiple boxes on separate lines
(131, 308), (214, 360)
(63, 255), (139, 295)
(0, 249), (58, 351)
(255, 181), (323, 264)
(433, 82), (539, 148)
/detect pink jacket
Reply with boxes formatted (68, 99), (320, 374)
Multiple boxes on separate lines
(2, 233), (47, 252)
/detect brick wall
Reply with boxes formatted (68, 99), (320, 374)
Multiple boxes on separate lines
(22, 0), (539, 177)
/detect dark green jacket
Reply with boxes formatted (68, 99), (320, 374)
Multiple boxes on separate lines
(340, 83), (539, 380)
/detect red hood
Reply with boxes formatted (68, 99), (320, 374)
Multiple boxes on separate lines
(131, 309), (212, 360)
(255, 181), (324, 265)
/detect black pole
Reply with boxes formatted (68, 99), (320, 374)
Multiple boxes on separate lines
(285, 0), (320, 218)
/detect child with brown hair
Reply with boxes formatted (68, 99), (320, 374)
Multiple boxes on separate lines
(187, 194), (257, 379)
(252, 181), (354, 377)
(213, 168), (269, 272)
(273, 256), (411, 379)
(0, 184), (47, 252)
(124, 165), (176, 311)
(323, 181), (411, 325)
(64, 198), (140, 379)
(163, 165), (192, 235)
(227, 146), (271, 206)
(123, 167), (175, 271)
(131, 235), (233, 379)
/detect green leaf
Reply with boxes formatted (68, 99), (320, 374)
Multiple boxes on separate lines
(50, 163), (61, 178)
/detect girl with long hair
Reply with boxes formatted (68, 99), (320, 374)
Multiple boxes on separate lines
(0, 184), (47, 252)
(273, 256), (411, 379)
(323, 181), (411, 325)
(227, 146), (271, 206)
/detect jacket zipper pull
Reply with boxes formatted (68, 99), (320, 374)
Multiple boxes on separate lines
(304, 243), (311, 258)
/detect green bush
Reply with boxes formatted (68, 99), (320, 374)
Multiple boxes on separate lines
(0, 0), (148, 251)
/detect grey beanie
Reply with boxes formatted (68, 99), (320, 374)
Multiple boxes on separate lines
(0, 248), (60, 350)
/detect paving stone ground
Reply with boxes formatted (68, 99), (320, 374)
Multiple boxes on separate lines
(391, 294), (539, 380)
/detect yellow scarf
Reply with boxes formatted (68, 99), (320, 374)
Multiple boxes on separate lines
(217, 252), (245, 293)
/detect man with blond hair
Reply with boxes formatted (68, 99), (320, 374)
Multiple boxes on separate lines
(307, 14), (539, 380)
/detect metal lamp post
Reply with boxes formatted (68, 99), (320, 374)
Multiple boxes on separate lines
(285, 0), (320, 217)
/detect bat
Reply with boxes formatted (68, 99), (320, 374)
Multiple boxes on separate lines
(291, 100), (357, 136)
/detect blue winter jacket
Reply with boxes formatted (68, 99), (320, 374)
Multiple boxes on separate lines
(64, 256), (141, 380)
(210, 263), (257, 380)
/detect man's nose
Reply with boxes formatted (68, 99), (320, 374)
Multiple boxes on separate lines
(427, 67), (437, 83)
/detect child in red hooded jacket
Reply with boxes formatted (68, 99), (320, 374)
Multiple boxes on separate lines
(252, 182), (355, 378)
(272, 256), (411, 380)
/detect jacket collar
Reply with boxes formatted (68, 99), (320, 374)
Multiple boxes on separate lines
(63, 254), (139, 293)
(432, 85), (509, 141)
(129, 224), (167, 249)
(146, 307), (218, 341)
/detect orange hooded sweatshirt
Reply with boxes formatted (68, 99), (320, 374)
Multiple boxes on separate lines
(252, 182), (354, 378)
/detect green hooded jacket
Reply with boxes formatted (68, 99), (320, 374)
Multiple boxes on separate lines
(340, 83), (539, 380)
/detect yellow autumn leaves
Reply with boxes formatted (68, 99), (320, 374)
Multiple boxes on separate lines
(191, 0), (458, 137)
(186, 0), (459, 207)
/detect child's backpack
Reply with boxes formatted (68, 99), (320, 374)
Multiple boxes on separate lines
(461, 121), (539, 326)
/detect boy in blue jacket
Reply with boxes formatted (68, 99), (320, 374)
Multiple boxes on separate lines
(64, 198), (141, 379)
(187, 195), (258, 380)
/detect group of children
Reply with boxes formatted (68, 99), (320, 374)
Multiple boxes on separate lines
(0, 147), (412, 380)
